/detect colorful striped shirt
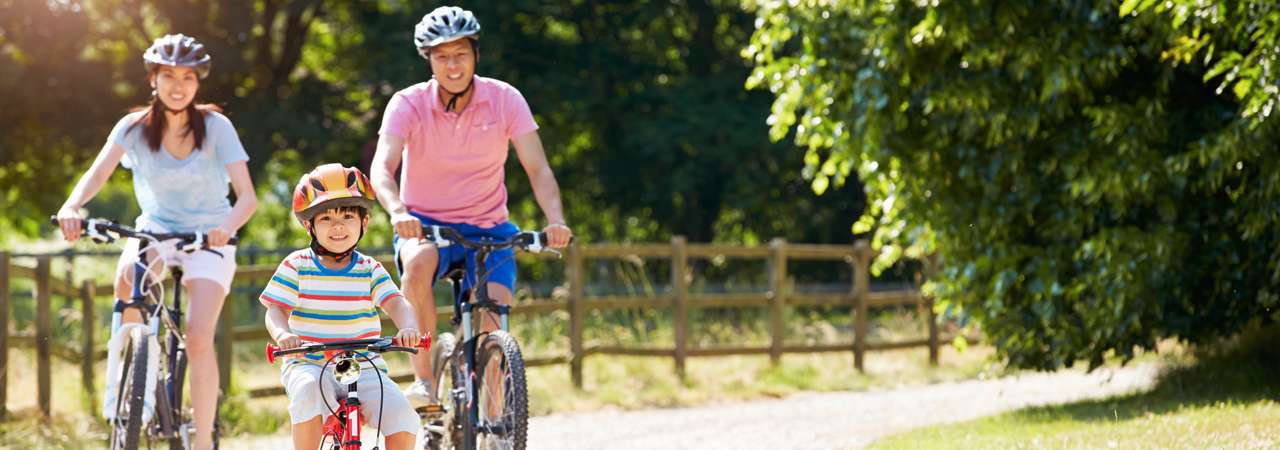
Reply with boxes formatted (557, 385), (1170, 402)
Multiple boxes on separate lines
(259, 249), (404, 371)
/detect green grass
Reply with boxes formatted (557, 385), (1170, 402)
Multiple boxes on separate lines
(870, 326), (1280, 450)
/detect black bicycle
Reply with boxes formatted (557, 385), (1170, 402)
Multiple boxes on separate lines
(53, 216), (233, 450)
(418, 226), (565, 450)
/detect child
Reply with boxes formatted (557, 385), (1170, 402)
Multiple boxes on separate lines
(260, 163), (421, 450)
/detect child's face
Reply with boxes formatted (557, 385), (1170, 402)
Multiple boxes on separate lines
(309, 208), (367, 253)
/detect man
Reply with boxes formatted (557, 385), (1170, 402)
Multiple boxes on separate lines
(371, 5), (573, 406)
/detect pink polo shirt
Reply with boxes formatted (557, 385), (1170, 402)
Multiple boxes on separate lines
(378, 76), (539, 227)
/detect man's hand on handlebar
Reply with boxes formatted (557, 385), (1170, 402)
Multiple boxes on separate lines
(543, 223), (573, 249)
(394, 327), (423, 348)
(391, 212), (423, 240)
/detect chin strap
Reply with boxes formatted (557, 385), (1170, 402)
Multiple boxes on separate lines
(308, 225), (365, 264)
(440, 76), (475, 113)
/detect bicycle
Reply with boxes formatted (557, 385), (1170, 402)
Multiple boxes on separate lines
(266, 336), (430, 450)
(416, 226), (565, 450)
(50, 216), (234, 450)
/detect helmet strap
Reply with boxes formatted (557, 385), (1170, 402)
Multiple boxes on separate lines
(439, 76), (474, 113)
(307, 224), (365, 265)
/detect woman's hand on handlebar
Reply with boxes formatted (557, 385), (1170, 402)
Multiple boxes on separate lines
(55, 207), (84, 242)
(207, 226), (232, 247)
(543, 223), (573, 249)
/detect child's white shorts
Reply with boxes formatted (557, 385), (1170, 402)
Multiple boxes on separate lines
(281, 362), (420, 436)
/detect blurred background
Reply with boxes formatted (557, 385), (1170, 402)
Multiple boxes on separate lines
(2, 0), (1279, 447)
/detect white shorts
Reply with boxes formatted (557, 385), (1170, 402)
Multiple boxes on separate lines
(117, 220), (237, 294)
(281, 363), (420, 436)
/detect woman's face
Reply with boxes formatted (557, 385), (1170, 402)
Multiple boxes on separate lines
(428, 39), (476, 93)
(152, 66), (200, 111)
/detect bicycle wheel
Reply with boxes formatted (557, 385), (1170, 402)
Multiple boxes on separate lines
(423, 332), (458, 450)
(109, 328), (149, 450)
(452, 335), (475, 450)
(164, 346), (187, 450)
(474, 330), (528, 450)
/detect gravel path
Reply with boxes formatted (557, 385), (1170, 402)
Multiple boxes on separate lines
(224, 363), (1161, 449)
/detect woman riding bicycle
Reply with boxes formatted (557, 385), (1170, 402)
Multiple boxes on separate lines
(54, 33), (257, 450)
(370, 5), (573, 406)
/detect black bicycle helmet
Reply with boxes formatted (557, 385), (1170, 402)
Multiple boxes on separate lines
(143, 34), (212, 79)
(413, 6), (480, 58)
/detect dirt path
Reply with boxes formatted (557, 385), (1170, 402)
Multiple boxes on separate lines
(224, 363), (1161, 449)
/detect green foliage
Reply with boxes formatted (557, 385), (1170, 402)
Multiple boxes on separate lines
(746, 0), (1280, 370)
(1, 0), (866, 248)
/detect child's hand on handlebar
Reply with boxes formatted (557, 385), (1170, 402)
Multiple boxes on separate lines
(275, 332), (302, 350)
(394, 327), (422, 348)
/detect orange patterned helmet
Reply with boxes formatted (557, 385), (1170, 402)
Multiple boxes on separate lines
(291, 163), (379, 225)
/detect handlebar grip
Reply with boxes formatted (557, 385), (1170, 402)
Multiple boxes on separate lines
(266, 343), (279, 365)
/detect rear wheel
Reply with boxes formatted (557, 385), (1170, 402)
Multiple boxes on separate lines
(475, 330), (528, 450)
(109, 328), (149, 450)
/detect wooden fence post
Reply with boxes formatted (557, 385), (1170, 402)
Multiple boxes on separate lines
(64, 252), (74, 310)
(0, 251), (9, 421)
(217, 296), (233, 395)
(768, 238), (788, 366)
(852, 241), (872, 373)
(567, 244), (585, 389)
(671, 236), (688, 380)
(36, 256), (52, 418)
(924, 253), (940, 366)
(81, 282), (97, 413)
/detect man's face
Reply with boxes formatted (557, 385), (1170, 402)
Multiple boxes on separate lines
(428, 39), (476, 93)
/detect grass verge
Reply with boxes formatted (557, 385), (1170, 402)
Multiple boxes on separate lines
(870, 326), (1280, 450)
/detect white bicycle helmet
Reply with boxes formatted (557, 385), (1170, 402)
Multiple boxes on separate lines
(413, 6), (480, 58)
(143, 34), (212, 79)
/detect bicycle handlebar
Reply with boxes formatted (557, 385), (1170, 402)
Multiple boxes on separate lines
(421, 225), (573, 254)
(265, 335), (431, 365)
(50, 216), (239, 249)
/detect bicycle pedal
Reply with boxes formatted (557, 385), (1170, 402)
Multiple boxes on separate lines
(415, 403), (446, 417)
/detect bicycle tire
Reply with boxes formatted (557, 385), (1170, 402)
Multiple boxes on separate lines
(453, 335), (475, 450)
(424, 332), (458, 450)
(475, 330), (528, 450)
(165, 347), (187, 450)
(110, 328), (149, 450)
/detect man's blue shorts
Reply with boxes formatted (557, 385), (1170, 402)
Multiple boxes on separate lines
(393, 212), (520, 293)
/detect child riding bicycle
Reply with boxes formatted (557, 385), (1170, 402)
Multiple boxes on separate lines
(260, 163), (422, 450)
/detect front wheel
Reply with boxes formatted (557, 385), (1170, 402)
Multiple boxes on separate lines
(474, 330), (528, 450)
(110, 328), (149, 450)
(423, 332), (458, 450)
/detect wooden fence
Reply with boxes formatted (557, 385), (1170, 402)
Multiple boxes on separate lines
(1, 238), (949, 418)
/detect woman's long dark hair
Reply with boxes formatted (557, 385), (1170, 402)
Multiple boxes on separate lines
(127, 97), (222, 152)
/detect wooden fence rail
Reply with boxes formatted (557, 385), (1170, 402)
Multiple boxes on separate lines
(1, 238), (944, 416)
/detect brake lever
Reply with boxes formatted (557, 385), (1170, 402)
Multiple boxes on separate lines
(428, 225), (452, 248)
(179, 233), (204, 253)
(85, 218), (115, 244)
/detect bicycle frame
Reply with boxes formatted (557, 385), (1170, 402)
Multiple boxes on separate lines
(423, 226), (556, 449)
(126, 238), (195, 446)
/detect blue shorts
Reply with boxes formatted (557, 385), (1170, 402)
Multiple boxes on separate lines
(393, 212), (520, 294)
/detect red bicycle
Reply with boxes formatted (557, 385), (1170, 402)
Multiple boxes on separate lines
(267, 336), (430, 450)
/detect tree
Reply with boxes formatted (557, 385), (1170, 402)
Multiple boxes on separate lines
(746, 0), (1280, 370)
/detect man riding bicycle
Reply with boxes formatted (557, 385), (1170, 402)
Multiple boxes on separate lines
(370, 5), (573, 407)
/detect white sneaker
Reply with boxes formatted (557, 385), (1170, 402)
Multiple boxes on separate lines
(405, 379), (436, 406)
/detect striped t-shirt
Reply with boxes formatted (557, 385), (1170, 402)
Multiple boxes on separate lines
(259, 249), (404, 371)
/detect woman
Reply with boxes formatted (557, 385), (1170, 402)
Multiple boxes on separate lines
(54, 33), (256, 450)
